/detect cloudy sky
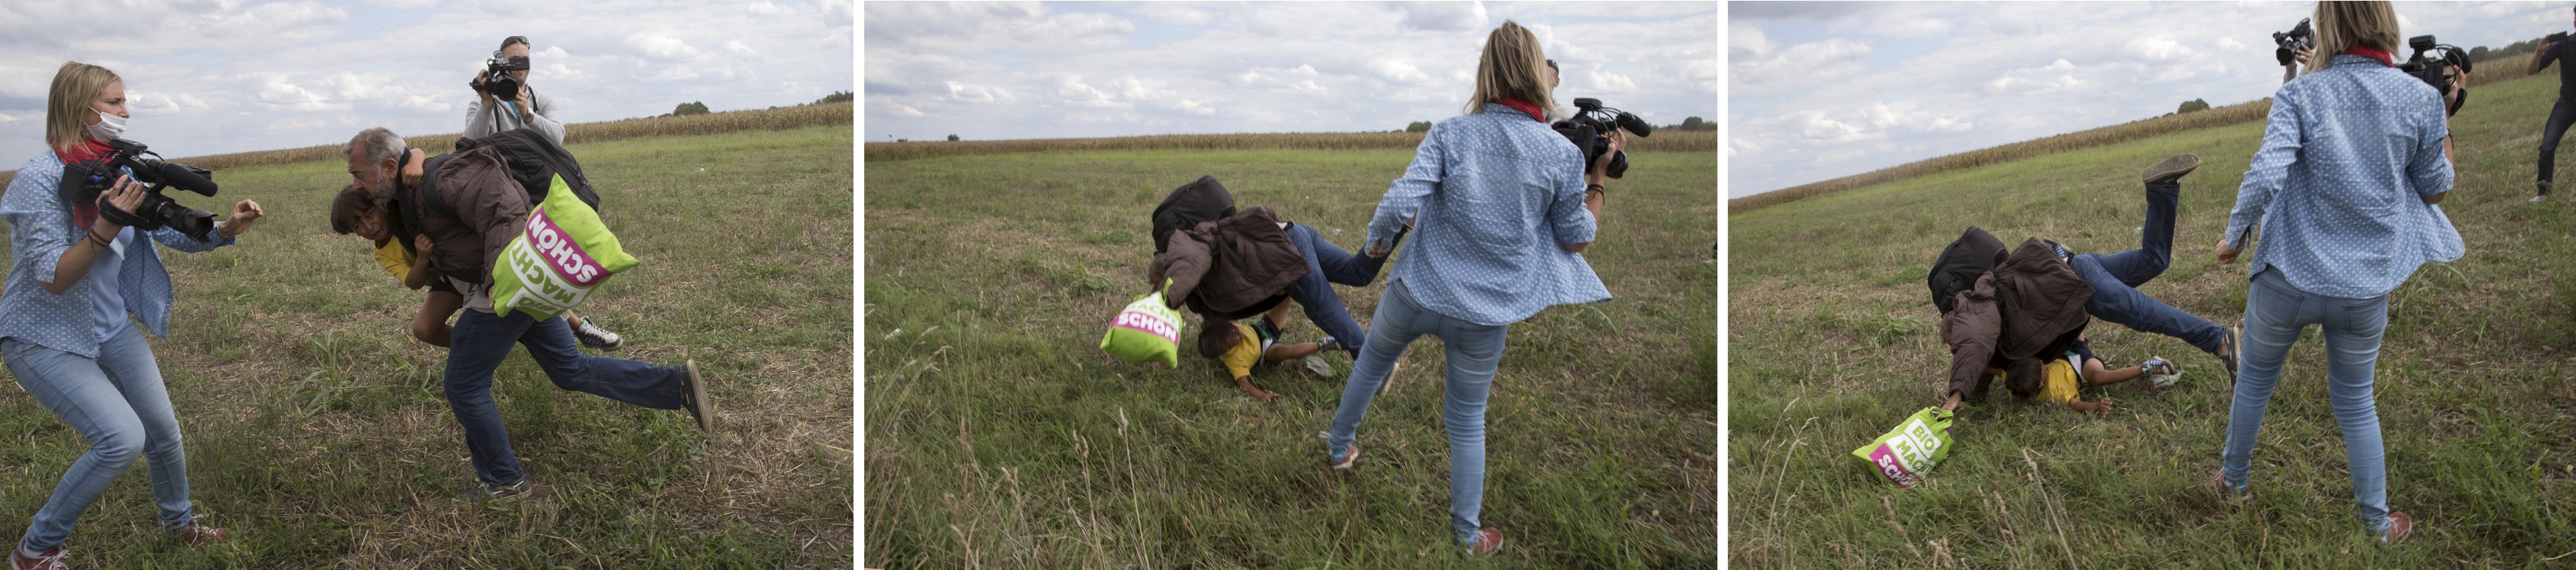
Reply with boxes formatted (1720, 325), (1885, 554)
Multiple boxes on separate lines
(0, 0), (852, 161)
(1729, 1), (2569, 197)
(862, 1), (1719, 143)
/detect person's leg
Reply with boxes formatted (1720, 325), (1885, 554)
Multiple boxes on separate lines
(445, 309), (537, 486)
(2220, 270), (2321, 489)
(2, 340), (149, 554)
(2070, 255), (2226, 353)
(2083, 181), (2180, 286)
(1293, 224), (1385, 287)
(1326, 281), (1430, 453)
(2321, 294), (2393, 533)
(1284, 251), (1370, 351)
(91, 328), (194, 532)
(1433, 311), (1510, 546)
(2540, 99), (2575, 194)
(412, 291), (463, 348)
(2081, 358), (2143, 386)
(514, 314), (687, 409)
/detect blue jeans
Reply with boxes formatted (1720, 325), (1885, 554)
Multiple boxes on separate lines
(446, 309), (689, 486)
(1324, 281), (1506, 545)
(2219, 268), (2393, 533)
(1284, 224), (1387, 353)
(2071, 181), (2227, 353)
(1, 328), (194, 552)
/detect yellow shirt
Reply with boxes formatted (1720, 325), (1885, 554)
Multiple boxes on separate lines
(1218, 323), (1261, 379)
(2033, 358), (2081, 404)
(372, 240), (411, 281)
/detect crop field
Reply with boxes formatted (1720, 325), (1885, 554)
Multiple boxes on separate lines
(0, 122), (852, 566)
(865, 137), (1717, 567)
(1730, 58), (2576, 566)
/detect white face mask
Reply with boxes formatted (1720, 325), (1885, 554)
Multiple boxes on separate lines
(86, 110), (125, 143)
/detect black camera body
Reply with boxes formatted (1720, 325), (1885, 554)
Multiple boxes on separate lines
(2397, 35), (2471, 116)
(1551, 98), (1652, 179)
(58, 139), (221, 240)
(473, 52), (530, 99)
(2273, 18), (2313, 66)
(2551, 31), (2569, 43)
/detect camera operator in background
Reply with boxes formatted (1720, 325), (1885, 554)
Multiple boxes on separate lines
(2276, 18), (2315, 83)
(2527, 6), (2576, 201)
(464, 35), (563, 144)
(0, 61), (263, 568)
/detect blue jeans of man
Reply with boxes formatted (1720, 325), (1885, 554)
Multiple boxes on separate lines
(1324, 280), (1507, 545)
(2219, 268), (2393, 533)
(2, 327), (194, 553)
(2069, 181), (2227, 354)
(1283, 223), (1387, 353)
(446, 309), (689, 487)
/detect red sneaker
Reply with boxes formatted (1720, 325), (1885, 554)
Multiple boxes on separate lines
(174, 519), (227, 546)
(1328, 444), (1359, 471)
(1463, 527), (1504, 557)
(2378, 512), (2413, 545)
(10, 547), (65, 570)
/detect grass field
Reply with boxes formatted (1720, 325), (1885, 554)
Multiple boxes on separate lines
(0, 124), (854, 566)
(1729, 63), (2576, 565)
(864, 141), (1717, 566)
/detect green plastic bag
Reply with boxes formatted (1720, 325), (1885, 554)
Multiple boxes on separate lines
(1851, 407), (1956, 488)
(491, 175), (641, 320)
(1100, 281), (1184, 367)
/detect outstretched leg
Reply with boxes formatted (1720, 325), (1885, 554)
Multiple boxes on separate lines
(2071, 253), (2226, 354)
(2090, 155), (2194, 286)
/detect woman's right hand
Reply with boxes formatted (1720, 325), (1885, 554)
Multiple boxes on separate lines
(98, 175), (146, 222)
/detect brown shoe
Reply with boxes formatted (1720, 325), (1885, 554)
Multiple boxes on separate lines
(1463, 527), (1504, 557)
(174, 519), (227, 546)
(682, 360), (715, 432)
(2378, 512), (2413, 545)
(2141, 153), (2201, 185)
(10, 547), (64, 570)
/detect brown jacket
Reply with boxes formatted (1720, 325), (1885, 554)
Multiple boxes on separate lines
(1942, 238), (2092, 401)
(406, 147), (529, 283)
(1149, 205), (1309, 320)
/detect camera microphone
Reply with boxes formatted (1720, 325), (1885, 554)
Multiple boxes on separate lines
(144, 160), (218, 197)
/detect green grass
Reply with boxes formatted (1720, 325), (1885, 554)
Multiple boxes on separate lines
(0, 125), (854, 566)
(864, 146), (1716, 567)
(1730, 67), (2576, 566)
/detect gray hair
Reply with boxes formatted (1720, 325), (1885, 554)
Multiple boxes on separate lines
(345, 127), (406, 204)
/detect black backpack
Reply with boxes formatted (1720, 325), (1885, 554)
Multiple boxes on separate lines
(1927, 226), (2008, 314)
(403, 127), (604, 284)
(1152, 175), (1236, 254)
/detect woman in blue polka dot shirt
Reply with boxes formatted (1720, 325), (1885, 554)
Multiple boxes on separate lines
(1316, 21), (1613, 557)
(2210, 1), (2465, 546)
(0, 62), (265, 569)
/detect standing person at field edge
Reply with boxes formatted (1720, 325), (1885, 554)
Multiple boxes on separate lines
(458, 34), (626, 350)
(1317, 20), (1613, 557)
(2529, 5), (2576, 201)
(0, 62), (267, 569)
(339, 127), (715, 503)
(2214, 0), (2466, 546)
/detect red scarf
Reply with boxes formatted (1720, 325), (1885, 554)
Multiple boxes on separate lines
(2342, 46), (2395, 67)
(56, 139), (113, 229)
(1493, 98), (1547, 123)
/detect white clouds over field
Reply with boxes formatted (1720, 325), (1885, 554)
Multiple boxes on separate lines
(862, 1), (1719, 143)
(1729, 1), (2568, 197)
(0, 1), (852, 160)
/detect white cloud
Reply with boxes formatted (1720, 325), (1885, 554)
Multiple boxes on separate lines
(629, 35), (702, 60)
(1388, 1), (1489, 32)
(1368, 59), (1431, 84)
(2125, 38), (2193, 62)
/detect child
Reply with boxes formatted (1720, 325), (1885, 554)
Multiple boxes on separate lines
(329, 190), (623, 349)
(1193, 298), (1337, 402)
(2025, 338), (2180, 418)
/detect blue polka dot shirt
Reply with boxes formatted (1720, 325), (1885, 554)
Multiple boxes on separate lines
(1365, 103), (1610, 326)
(2226, 54), (2465, 299)
(1, 149), (234, 358)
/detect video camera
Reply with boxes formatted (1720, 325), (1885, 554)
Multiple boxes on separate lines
(1551, 98), (1652, 179)
(2552, 31), (2569, 43)
(2397, 35), (2471, 116)
(57, 139), (221, 240)
(473, 50), (530, 99)
(2273, 18), (2313, 66)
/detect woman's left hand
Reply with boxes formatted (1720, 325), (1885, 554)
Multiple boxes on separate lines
(221, 200), (263, 237)
(2213, 238), (2240, 264)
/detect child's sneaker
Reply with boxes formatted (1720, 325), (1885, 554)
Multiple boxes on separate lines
(1328, 443), (1359, 471)
(2376, 512), (2413, 545)
(571, 318), (624, 351)
(2142, 357), (2181, 389)
(1315, 336), (1340, 353)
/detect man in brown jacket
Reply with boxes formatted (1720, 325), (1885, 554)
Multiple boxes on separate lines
(342, 127), (714, 503)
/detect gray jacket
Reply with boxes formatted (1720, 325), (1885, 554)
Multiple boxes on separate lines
(463, 85), (565, 144)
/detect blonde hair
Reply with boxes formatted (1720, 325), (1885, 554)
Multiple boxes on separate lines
(1465, 21), (1555, 116)
(2306, 1), (2402, 77)
(45, 62), (120, 155)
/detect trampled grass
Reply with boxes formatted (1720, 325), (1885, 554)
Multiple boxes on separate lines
(0, 125), (853, 566)
(1729, 63), (2576, 566)
(865, 144), (1716, 567)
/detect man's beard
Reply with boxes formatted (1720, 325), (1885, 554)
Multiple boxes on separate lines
(370, 164), (400, 206)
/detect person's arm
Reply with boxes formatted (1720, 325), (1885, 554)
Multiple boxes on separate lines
(462, 99), (496, 139)
(1366, 121), (1446, 258)
(526, 88), (567, 145)
(1557, 131), (1624, 254)
(2532, 39), (2558, 76)
(2411, 93), (2458, 206)
(24, 175), (144, 295)
(403, 235), (438, 290)
(2064, 396), (2114, 418)
(1151, 228), (1211, 308)
(1942, 278), (2001, 406)
(2220, 88), (2304, 261)
(149, 199), (257, 253)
